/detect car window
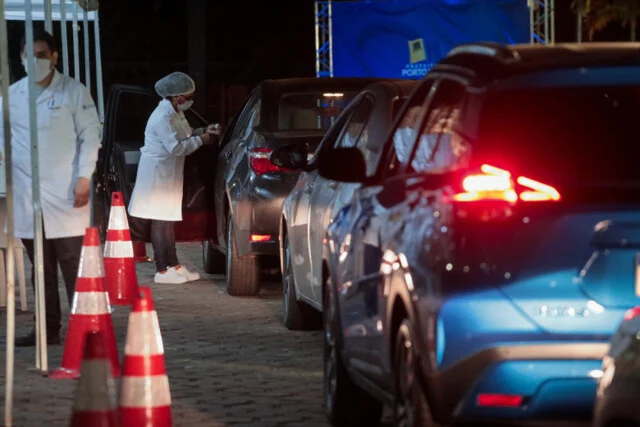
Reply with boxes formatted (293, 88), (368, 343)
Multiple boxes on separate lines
(307, 97), (362, 168)
(335, 96), (374, 149)
(380, 79), (436, 178)
(277, 91), (359, 131)
(230, 93), (260, 142)
(242, 99), (261, 140)
(408, 79), (470, 174)
(476, 84), (640, 185)
(113, 91), (158, 143)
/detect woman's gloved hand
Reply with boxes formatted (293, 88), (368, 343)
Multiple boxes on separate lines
(206, 123), (222, 136)
(200, 132), (215, 145)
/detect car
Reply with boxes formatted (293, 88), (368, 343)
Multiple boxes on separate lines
(594, 306), (640, 427)
(94, 85), (216, 253)
(273, 80), (418, 330)
(318, 42), (640, 426)
(209, 77), (381, 297)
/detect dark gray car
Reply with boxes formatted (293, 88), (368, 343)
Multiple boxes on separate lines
(204, 78), (381, 296)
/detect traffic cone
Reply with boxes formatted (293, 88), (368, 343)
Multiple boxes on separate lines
(120, 287), (172, 426)
(69, 331), (119, 427)
(104, 192), (138, 306)
(132, 241), (152, 263)
(50, 227), (121, 379)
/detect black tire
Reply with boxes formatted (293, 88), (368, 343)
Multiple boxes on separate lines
(226, 216), (260, 296)
(282, 232), (311, 330)
(203, 239), (226, 274)
(393, 319), (439, 427)
(324, 273), (382, 426)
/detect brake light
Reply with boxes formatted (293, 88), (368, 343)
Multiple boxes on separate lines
(624, 306), (640, 321)
(477, 393), (523, 408)
(453, 164), (560, 203)
(250, 234), (272, 242)
(249, 148), (288, 175)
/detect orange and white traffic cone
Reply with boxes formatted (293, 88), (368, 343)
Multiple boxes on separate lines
(132, 241), (152, 263)
(120, 287), (172, 426)
(50, 227), (120, 379)
(69, 330), (119, 427)
(104, 192), (138, 306)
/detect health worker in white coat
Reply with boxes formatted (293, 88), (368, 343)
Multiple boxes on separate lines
(0, 29), (102, 347)
(128, 71), (219, 284)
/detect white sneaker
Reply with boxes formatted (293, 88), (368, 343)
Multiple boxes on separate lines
(176, 265), (200, 282)
(154, 267), (188, 284)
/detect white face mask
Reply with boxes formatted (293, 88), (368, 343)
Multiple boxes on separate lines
(177, 100), (193, 112)
(22, 57), (53, 83)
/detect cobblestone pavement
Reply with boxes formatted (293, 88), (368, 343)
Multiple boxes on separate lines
(0, 243), (329, 427)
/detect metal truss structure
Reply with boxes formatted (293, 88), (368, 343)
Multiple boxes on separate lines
(315, 0), (333, 78)
(314, 0), (557, 78)
(529, 0), (555, 44)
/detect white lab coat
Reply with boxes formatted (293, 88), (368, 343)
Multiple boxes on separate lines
(0, 71), (101, 239)
(128, 99), (203, 221)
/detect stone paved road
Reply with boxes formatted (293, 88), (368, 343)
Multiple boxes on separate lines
(0, 243), (329, 427)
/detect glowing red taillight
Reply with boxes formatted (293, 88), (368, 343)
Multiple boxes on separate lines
(453, 164), (560, 204)
(249, 147), (288, 175)
(624, 306), (640, 321)
(250, 234), (272, 242)
(477, 393), (523, 407)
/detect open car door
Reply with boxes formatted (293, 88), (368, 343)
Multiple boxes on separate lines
(94, 85), (217, 245)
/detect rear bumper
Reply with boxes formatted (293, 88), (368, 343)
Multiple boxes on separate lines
(427, 342), (609, 423)
(231, 175), (296, 257)
(455, 420), (591, 427)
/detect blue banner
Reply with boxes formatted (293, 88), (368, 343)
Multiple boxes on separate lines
(331, 0), (530, 79)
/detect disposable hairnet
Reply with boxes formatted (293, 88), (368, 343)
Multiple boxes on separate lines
(154, 72), (195, 98)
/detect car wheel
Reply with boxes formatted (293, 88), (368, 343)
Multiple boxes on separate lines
(282, 233), (308, 330)
(226, 216), (260, 296)
(324, 273), (382, 426)
(203, 239), (225, 275)
(394, 318), (438, 427)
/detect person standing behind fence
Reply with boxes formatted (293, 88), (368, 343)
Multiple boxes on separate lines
(0, 28), (102, 347)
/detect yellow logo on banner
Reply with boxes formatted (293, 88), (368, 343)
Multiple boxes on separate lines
(408, 38), (426, 64)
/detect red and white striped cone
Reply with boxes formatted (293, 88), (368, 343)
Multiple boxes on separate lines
(69, 330), (119, 427)
(132, 241), (152, 263)
(104, 192), (138, 306)
(50, 227), (121, 379)
(120, 287), (172, 426)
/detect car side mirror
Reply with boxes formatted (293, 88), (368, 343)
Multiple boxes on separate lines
(318, 147), (366, 183)
(270, 143), (309, 170)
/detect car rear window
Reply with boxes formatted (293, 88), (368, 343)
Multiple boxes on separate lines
(475, 85), (640, 185)
(277, 91), (358, 131)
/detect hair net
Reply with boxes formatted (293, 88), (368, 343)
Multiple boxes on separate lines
(154, 72), (195, 98)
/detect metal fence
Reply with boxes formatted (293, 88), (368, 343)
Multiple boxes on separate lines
(0, 1), (103, 425)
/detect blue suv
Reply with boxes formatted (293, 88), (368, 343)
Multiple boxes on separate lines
(318, 42), (640, 426)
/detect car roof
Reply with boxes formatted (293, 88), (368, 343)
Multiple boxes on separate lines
(435, 42), (640, 86)
(259, 77), (386, 95)
(361, 79), (419, 98)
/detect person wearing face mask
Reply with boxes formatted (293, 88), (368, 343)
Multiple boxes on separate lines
(128, 71), (220, 284)
(0, 29), (102, 347)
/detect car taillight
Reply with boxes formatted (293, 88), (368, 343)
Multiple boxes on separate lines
(453, 164), (561, 204)
(249, 147), (289, 175)
(624, 306), (640, 321)
(477, 393), (523, 407)
(449, 164), (560, 222)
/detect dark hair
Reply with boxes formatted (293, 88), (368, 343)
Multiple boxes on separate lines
(20, 27), (57, 54)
